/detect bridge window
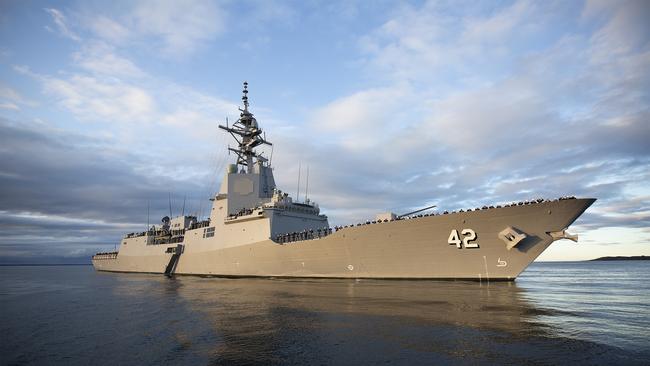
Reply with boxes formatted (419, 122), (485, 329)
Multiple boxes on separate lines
(203, 227), (215, 238)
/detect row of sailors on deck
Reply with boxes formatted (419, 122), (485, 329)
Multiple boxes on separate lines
(276, 227), (333, 243)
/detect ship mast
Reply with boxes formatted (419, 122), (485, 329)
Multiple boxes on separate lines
(219, 82), (272, 173)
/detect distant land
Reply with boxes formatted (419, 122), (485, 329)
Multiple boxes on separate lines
(0, 256), (91, 266)
(591, 256), (649, 261)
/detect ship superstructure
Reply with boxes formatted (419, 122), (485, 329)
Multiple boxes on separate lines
(92, 83), (595, 280)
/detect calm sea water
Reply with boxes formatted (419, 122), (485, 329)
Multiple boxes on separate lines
(1, 261), (648, 365)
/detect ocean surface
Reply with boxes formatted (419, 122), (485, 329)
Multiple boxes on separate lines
(1, 261), (649, 365)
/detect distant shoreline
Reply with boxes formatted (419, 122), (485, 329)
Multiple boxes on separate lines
(590, 256), (649, 261)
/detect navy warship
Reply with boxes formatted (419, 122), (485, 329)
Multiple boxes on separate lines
(93, 83), (595, 280)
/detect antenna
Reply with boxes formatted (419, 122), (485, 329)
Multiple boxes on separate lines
(218, 82), (272, 171)
(182, 195), (186, 216)
(168, 193), (173, 218)
(296, 161), (301, 202)
(305, 166), (310, 202)
(147, 200), (150, 230)
(242, 81), (249, 111)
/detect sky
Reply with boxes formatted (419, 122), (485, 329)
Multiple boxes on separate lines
(0, 0), (648, 263)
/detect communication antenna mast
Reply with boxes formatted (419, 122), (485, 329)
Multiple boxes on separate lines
(182, 195), (186, 216)
(168, 193), (173, 218)
(296, 161), (301, 202)
(305, 166), (310, 202)
(218, 82), (272, 173)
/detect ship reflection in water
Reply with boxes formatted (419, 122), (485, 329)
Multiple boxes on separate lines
(106, 264), (647, 365)
(2, 263), (648, 365)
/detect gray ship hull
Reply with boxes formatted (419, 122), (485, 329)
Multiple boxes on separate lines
(93, 198), (594, 280)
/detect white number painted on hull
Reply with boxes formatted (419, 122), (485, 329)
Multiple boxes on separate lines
(461, 229), (478, 248)
(448, 229), (462, 248)
(448, 229), (479, 249)
(497, 258), (507, 267)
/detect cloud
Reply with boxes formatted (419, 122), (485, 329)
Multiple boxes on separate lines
(244, 0), (298, 29)
(88, 15), (131, 44)
(0, 102), (19, 110)
(78, 0), (226, 57)
(73, 42), (145, 78)
(130, 0), (224, 55)
(273, 0), (650, 231)
(358, 0), (541, 84)
(32, 69), (236, 154)
(41, 73), (154, 123)
(0, 117), (220, 259)
(460, 1), (533, 41)
(15, 36), (237, 182)
(0, 84), (23, 101)
(309, 86), (411, 151)
(0, 83), (36, 110)
(44, 8), (81, 41)
(585, 0), (650, 57)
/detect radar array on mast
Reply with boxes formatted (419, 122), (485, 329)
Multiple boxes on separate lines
(219, 82), (272, 172)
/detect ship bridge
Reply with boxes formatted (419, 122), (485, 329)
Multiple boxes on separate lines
(208, 82), (329, 246)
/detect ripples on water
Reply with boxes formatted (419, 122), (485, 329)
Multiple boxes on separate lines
(1, 262), (648, 365)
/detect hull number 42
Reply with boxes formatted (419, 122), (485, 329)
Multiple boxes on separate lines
(448, 229), (479, 249)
